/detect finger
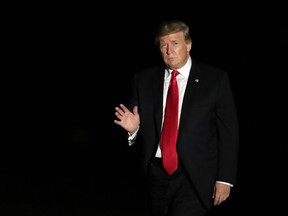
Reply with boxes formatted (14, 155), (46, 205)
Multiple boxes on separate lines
(119, 104), (130, 113)
(115, 112), (123, 119)
(115, 107), (125, 116)
(114, 119), (123, 126)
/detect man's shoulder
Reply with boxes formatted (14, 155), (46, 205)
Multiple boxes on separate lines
(135, 65), (165, 77)
(139, 65), (164, 73)
(192, 58), (228, 76)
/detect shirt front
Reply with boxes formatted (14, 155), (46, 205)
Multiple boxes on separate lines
(155, 56), (191, 157)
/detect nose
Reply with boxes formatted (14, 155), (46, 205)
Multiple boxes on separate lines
(166, 44), (173, 54)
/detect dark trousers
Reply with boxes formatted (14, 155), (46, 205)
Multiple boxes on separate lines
(145, 157), (208, 216)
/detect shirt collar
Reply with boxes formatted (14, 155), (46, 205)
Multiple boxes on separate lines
(166, 56), (192, 79)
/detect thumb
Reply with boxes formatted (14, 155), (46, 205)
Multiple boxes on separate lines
(133, 106), (138, 114)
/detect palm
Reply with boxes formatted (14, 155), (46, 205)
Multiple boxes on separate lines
(114, 104), (140, 134)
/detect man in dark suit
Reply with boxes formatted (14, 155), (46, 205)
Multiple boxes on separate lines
(114, 20), (239, 216)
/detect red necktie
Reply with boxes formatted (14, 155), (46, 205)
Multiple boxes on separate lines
(160, 70), (179, 175)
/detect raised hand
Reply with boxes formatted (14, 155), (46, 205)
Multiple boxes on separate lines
(114, 104), (140, 134)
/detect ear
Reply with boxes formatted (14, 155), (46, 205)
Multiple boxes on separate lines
(186, 40), (192, 52)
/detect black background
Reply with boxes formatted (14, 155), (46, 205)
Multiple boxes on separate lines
(1, 1), (287, 215)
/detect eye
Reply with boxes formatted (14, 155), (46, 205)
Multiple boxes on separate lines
(172, 41), (179, 46)
(160, 43), (167, 49)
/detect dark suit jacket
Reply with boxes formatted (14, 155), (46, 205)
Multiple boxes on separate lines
(129, 58), (239, 208)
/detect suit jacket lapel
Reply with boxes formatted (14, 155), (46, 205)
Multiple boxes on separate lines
(178, 60), (201, 135)
(153, 68), (165, 137)
(151, 63), (201, 139)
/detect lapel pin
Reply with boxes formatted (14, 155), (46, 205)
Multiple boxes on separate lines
(195, 79), (199, 82)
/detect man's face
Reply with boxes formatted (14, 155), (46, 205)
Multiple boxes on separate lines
(159, 31), (192, 69)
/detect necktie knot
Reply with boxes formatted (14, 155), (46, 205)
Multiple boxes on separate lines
(172, 70), (179, 79)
